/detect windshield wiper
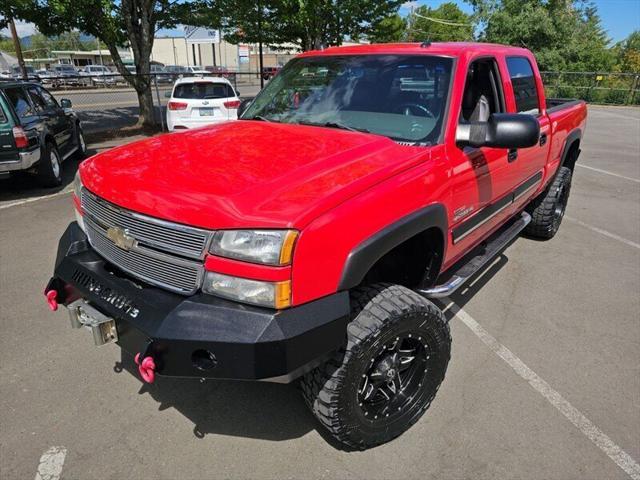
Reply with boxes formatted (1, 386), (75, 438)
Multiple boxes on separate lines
(299, 121), (370, 134)
(249, 115), (277, 123)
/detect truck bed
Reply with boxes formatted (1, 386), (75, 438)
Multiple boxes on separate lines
(546, 98), (584, 113)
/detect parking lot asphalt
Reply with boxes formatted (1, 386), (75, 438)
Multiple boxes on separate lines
(0, 105), (638, 479)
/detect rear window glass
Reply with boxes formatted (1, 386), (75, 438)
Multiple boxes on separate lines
(173, 82), (235, 99)
(4, 87), (36, 119)
(506, 57), (540, 114)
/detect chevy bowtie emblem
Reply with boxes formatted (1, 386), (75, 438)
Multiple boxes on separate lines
(106, 226), (137, 251)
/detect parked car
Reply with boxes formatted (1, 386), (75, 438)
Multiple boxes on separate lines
(51, 65), (81, 87)
(150, 64), (173, 84)
(205, 65), (235, 79)
(81, 65), (117, 86)
(46, 42), (587, 450)
(0, 81), (86, 186)
(184, 65), (210, 75)
(35, 69), (56, 85)
(261, 65), (281, 80)
(165, 76), (240, 131)
(163, 65), (189, 81)
(10, 66), (41, 83)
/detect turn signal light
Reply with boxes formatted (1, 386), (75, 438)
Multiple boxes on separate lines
(167, 101), (188, 111)
(224, 100), (241, 109)
(12, 126), (29, 148)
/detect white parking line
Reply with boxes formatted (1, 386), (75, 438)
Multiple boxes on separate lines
(576, 164), (640, 183)
(0, 188), (73, 211)
(34, 446), (67, 480)
(565, 216), (640, 250)
(443, 302), (640, 480)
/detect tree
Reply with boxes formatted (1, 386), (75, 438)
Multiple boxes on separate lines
(27, 32), (92, 58)
(468, 0), (614, 71)
(5, 0), (207, 128)
(210, 0), (404, 51)
(614, 31), (640, 73)
(407, 2), (474, 42)
(368, 13), (407, 43)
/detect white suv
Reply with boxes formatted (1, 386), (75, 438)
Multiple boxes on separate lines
(166, 77), (240, 131)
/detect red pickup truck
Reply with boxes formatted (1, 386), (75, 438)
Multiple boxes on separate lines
(46, 42), (587, 450)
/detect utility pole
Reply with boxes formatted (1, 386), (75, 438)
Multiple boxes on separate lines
(9, 18), (28, 80)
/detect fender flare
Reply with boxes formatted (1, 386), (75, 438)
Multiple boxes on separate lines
(559, 128), (582, 168)
(338, 204), (448, 291)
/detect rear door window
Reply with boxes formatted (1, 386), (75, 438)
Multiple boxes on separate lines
(506, 57), (540, 114)
(26, 86), (49, 112)
(37, 87), (59, 109)
(4, 87), (36, 119)
(173, 82), (235, 99)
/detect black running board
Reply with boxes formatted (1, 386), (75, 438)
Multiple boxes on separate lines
(417, 211), (531, 298)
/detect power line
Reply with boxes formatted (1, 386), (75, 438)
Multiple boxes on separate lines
(412, 12), (473, 28)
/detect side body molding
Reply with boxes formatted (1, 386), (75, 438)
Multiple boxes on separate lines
(338, 204), (448, 291)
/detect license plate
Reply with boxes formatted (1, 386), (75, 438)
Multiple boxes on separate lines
(199, 107), (216, 116)
(67, 299), (118, 346)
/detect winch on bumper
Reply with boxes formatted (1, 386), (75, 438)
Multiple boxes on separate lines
(46, 222), (350, 383)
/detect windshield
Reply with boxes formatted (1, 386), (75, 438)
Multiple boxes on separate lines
(56, 66), (76, 72)
(242, 55), (453, 144)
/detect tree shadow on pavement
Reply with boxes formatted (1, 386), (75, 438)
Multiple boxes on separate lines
(0, 151), (94, 204)
(115, 354), (316, 442)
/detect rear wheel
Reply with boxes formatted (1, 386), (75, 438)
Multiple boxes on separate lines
(37, 142), (62, 187)
(525, 166), (572, 239)
(300, 284), (451, 450)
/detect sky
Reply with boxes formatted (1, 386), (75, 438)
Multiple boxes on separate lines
(400, 0), (640, 43)
(2, 0), (639, 44)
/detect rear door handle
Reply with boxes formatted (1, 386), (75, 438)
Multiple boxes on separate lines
(508, 149), (518, 162)
(539, 133), (548, 146)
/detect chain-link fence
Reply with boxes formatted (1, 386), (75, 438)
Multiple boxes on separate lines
(21, 69), (638, 138)
(541, 71), (640, 106)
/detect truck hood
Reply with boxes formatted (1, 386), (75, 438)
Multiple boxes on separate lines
(80, 121), (428, 229)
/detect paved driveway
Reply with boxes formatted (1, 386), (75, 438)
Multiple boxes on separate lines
(0, 106), (638, 479)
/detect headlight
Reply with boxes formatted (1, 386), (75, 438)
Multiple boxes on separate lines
(209, 230), (298, 266)
(202, 272), (291, 309)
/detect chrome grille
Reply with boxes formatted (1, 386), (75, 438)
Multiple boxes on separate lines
(81, 189), (211, 295)
(81, 190), (210, 260)
(86, 220), (204, 294)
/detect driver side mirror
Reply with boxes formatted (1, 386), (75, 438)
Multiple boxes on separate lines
(237, 98), (254, 118)
(60, 98), (72, 109)
(456, 113), (540, 149)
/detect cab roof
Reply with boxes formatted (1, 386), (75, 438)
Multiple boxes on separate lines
(298, 42), (531, 58)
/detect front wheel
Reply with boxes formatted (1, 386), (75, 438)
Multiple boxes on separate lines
(300, 284), (451, 450)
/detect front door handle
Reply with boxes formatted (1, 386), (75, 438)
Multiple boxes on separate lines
(508, 149), (518, 162)
(539, 133), (548, 146)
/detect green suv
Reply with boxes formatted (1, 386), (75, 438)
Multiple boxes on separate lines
(0, 81), (87, 186)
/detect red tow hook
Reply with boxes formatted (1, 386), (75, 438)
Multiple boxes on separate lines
(135, 353), (156, 384)
(45, 290), (59, 311)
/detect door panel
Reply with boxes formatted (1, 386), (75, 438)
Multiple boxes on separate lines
(503, 56), (550, 206)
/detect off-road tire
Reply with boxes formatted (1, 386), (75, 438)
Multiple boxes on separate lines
(299, 284), (451, 450)
(525, 166), (572, 239)
(37, 142), (63, 187)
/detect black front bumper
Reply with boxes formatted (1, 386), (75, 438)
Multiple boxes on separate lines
(48, 223), (350, 382)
